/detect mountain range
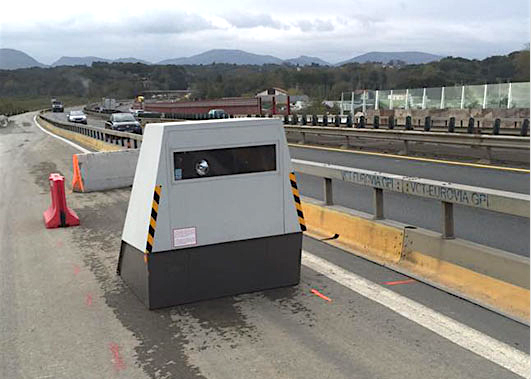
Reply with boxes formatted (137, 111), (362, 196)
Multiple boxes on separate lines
(0, 48), (443, 70)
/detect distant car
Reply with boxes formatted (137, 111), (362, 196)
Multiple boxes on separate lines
(129, 108), (142, 116)
(208, 109), (227, 118)
(105, 113), (142, 134)
(67, 110), (87, 124)
(52, 100), (64, 112)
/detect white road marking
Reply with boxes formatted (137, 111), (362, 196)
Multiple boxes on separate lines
(33, 114), (90, 153)
(302, 250), (530, 378)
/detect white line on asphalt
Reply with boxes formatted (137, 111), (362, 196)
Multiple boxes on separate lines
(301, 250), (530, 378)
(33, 115), (90, 154)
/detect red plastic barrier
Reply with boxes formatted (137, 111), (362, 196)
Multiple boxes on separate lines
(43, 173), (80, 228)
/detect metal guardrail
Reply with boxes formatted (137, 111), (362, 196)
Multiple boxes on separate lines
(292, 159), (530, 238)
(283, 114), (530, 136)
(285, 125), (530, 153)
(39, 112), (143, 149)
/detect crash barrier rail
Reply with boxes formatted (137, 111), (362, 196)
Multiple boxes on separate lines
(284, 125), (529, 154)
(39, 111), (143, 149)
(291, 159), (529, 239)
(282, 114), (530, 136)
(83, 102), (529, 135)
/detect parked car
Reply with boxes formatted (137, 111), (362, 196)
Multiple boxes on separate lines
(52, 99), (64, 112)
(105, 113), (142, 134)
(208, 109), (227, 118)
(67, 110), (87, 124)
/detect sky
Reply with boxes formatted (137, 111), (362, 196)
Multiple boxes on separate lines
(0, 0), (529, 65)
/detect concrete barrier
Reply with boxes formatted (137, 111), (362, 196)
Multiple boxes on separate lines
(73, 150), (139, 192)
(301, 197), (530, 324)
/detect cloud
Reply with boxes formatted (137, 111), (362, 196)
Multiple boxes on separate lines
(296, 19), (335, 32)
(129, 11), (218, 34)
(0, 0), (529, 64)
(223, 13), (287, 29)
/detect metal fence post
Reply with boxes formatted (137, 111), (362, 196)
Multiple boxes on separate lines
(351, 91), (354, 115)
(340, 92), (344, 115)
(375, 90), (379, 110)
(421, 88), (427, 109)
(482, 84), (488, 109)
(460, 86), (465, 109)
(362, 90), (367, 113)
(440, 87), (445, 109)
(390, 90), (394, 110)
(373, 188), (384, 219)
(507, 82), (512, 109)
(405, 89), (409, 110)
(324, 178), (333, 205)
(442, 201), (454, 239)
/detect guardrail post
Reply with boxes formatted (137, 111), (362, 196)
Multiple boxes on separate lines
(358, 115), (365, 128)
(492, 118), (500, 135)
(323, 115), (328, 126)
(312, 114), (317, 126)
(448, 117), (455, 133)
(521, 119), (529, 136)
(292, 114), (298, 125)
(467, 117), (475, 134)
(302, 115), (307, 125)
(335, 115), (340, 127)
(373, 188), (384, 219)
(442, 201), (454, 239)
(346, 114), (353, 128)
(324, 178), (333, 205)
(424, 116), (431, 131)
(373, 115), (379, 129)
(388, 115), (395, 129)
(405, 116), (412, 130)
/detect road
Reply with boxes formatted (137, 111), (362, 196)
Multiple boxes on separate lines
(46, 106), (107, 128)
(0, 111), (528, 379)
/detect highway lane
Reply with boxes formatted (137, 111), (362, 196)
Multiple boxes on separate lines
(0, 111), (528, 379)
(289, 145), (530, 256)
(46, 106), (107, 128)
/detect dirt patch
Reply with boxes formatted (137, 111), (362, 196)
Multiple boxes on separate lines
(29, 161), (62, 193)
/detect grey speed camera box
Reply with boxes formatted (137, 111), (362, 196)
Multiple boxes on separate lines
(117, 118), (305, 309)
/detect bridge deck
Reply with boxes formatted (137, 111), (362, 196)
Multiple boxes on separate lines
(0, 112), (528, 379)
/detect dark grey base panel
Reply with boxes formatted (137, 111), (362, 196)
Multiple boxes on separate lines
(118, 233), (302, 309)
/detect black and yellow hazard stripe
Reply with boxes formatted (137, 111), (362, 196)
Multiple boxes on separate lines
(289, 172), (306, 232)
(144, 185), (161, 263)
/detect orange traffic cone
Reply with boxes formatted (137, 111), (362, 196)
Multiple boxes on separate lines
(71, 154), (84, 192)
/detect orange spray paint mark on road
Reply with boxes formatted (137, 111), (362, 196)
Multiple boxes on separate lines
(382, 279), (416, 286)
(109, 343), (126, 371)
(310, 289), (332, 302)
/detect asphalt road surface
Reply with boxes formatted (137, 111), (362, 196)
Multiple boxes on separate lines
(0, 111), (528, 379)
